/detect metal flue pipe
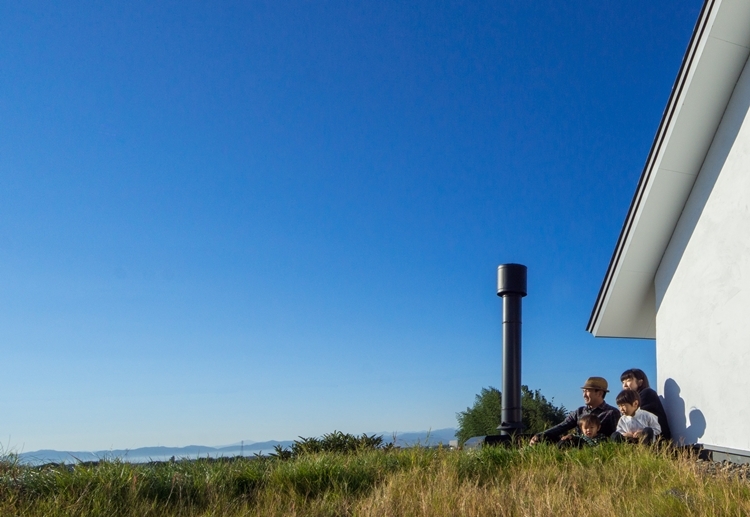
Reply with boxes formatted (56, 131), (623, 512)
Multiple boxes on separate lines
(497, 264), (527, 436)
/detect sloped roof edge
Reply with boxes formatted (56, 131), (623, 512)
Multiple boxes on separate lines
(588, 0), (750, 338)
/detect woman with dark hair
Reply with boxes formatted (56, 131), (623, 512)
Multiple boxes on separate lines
(620, 368), (671, 441)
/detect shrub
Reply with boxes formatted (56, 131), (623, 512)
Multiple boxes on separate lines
(456, 385), (567, 444)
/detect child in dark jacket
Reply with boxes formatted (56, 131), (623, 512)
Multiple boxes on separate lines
(578, 413), (607, 447)
(557, 413), (607, 448)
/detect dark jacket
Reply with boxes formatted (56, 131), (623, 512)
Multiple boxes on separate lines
(638, 387), (671, 441)
(580, 433), (607, 447)
(539, 402), (620, 442)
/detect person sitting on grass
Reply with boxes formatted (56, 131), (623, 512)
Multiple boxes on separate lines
(529, 377), (620, 445)
(578, 413), (607, 447)
(611, 388), (661, 444)
(558, 413), (608, 448)
(620, 368), (671, 441)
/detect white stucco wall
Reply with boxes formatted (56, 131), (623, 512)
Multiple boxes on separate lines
(654, 56), (750, 452)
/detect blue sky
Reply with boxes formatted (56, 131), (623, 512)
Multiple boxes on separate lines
(1, 1), (703, 452)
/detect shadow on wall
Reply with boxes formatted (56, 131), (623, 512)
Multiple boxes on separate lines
(662, 378), (707, 445)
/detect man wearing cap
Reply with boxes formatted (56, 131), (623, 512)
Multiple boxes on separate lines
(529, 377), (620, 445)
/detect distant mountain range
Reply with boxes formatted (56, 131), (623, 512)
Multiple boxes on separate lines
(381, 428), (457, 447)
(17, 428), (457, 465)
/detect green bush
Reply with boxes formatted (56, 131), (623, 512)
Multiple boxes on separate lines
(456, 385), (567, 444)
(274, 431), (390, 460)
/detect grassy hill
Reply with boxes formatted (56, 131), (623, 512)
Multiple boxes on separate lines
(0, 443), (747, 516)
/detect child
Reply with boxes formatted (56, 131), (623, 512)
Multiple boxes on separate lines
(612, 389), (661, 443)
(578, 413), (607, 447)
(556, 413), (607, 448)
(620, 368), (671, 441)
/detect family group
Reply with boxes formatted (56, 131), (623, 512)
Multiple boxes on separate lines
(529, 368), (670, 447)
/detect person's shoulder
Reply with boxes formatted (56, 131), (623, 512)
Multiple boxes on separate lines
(595, 403), (620, 422)
(638, 408), (659, 420)
(639, 387), (659, 402)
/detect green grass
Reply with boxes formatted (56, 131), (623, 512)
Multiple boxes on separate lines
(0, 444), (747, 516)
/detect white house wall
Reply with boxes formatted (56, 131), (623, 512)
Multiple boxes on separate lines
(655, 54), (750, 452)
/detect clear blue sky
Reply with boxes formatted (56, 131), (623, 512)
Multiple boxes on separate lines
(1, 1), (703, 452)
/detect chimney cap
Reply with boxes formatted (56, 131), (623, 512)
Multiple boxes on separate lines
(497, 263), (527, 297)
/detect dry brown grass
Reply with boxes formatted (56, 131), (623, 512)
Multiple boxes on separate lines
(355, 445), (750, 517)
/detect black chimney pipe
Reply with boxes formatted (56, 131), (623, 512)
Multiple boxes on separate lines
(496, 263), (527, 436)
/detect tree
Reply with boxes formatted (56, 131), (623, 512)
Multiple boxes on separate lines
(456, 386), (567, 445)
(521, 386), (567, 435)
(456, 387), (502, 445)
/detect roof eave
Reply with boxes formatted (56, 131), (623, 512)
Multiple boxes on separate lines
(588, 0), (750, 338)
